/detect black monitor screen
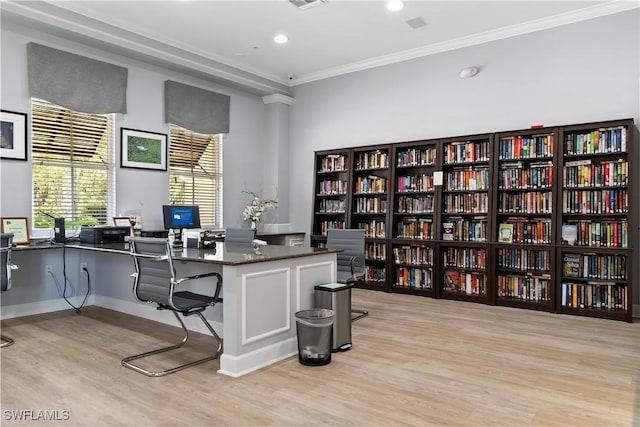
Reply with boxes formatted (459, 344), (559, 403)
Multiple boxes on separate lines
(162, 205), (201, 230)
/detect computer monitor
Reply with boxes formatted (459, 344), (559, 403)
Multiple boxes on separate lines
(162, 205), (201, 230)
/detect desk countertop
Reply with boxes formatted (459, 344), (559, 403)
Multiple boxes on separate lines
(15, 241), (339, 266)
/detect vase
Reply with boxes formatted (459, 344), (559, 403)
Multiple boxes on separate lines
(251, 221), (257, 231)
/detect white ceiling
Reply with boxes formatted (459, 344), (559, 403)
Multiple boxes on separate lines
(2, 0), (637, 95)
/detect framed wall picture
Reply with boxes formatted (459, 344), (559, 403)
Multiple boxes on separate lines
(1, 217), (30, 245)
(0, 110), (28, 161)
(113, 216), (134, 236)
(120, 127), (167, 171)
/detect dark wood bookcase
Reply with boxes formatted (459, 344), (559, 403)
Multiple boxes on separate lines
(391, 139), (439, 297)
(311, 149), (351, 247)
(438, 134), (493, 304)
(310, 118), (635, 321)
(350, 145), (392, 290)
(556, 119), (634, 322)
(492, 127), (559, 313)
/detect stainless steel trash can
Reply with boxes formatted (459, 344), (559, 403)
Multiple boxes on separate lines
(294, 309), (334, 366)
(314, 283), (352, 352)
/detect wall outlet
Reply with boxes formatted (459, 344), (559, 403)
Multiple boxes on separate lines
(45, 264), (53, 274)
(80, 262), (88, 272)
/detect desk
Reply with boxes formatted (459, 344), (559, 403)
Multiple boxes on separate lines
(6, 241), (339, 377)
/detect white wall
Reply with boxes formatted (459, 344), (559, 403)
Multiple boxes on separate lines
(289, 10), (640, 308)
(0, 22), (270, 231)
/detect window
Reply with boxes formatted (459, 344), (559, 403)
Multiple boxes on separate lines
(31, 99), (115, 230)
(169, 124), (223, 228)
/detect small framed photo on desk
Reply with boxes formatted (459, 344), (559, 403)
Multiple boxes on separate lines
(113, 217), (134, 236)
(1, 217), (30, 245)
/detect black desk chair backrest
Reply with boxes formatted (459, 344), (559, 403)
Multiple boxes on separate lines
(326, 229), (368, 321)
(122, 237), (223, 376)
(225, 228), (254, 245)
(1, 233), (16, 347)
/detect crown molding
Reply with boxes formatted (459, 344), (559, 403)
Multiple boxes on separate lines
(292, 1), (640, 86)
(262, 94), (295, 105)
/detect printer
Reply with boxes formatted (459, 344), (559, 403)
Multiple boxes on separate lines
(80, 226), (131, 244)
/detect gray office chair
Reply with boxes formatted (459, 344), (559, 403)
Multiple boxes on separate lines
(1, 233), (18, 348)
(326, 229), (369, 322)
(225, 228), (255, 244)
(122, 237), (223, 377)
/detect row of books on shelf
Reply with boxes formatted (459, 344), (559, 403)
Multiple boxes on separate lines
(393, 245), (433, 265)
(396, 195), (434, 214)
(498, 134), (554, 160)
(364, 266), (386, 283)
(318, 221), (344, 236)
(318, 154), (347, 172)
(443, 193), (489, 214)
(442, 247), (487, 270)
(497, 191), (553, 215)
(396, 148), (436, 167)
(395, 267), (433, 289)
(365, 242), (387, 261)
(397, 174), (434, 193)
(355, 150), (388, 170)
(443, 141), (490, 165)
(356, 220), (386, 238)
(498, 161), (553, 189)
(355, 176), (387, 194)
(561, 189), (628, 214)
(396, 218), (434, 240)
(443, 270), (487, 295)
(497, 218), (552, 244)
(317, 199), (345, 213)
(563, 159), (628, 188)
(562, 253), (627, 280)
(497, 274), (552, 302)
(496, 248), (551, 272)
(561, 281), (627, 311)
(561, 220), (628, 248)
(354, 197), (387, 214)
(442, 218), (488, 242)
(445, 167), (490, 191)
(318, 179), (347, 195)
(564, 126), (627, 156)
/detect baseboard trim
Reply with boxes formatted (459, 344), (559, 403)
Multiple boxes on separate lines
(218, 337), (297, 378)
(0, 295), (96, 320)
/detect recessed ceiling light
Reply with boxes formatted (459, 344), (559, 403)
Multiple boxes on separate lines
(274, 34), (289, 44)
(386, 0), (404, 12)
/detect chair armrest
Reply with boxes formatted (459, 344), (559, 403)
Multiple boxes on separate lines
(130, 253), (169, 261)
(174, 271), (223, 303)
(349, 255), (366, 281)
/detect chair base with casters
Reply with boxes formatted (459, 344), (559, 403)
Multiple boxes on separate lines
(351, 307), (369, 322)
(122, 237), (223, 377)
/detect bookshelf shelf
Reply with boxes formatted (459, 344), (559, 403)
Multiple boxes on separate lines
(311, 118), (635, 321)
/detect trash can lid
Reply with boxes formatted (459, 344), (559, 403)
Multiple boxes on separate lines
(314, 282), (351, 292)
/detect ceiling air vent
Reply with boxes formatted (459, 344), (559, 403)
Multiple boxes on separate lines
(289, 0), (328, 10)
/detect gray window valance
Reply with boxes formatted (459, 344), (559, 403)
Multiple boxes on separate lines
(27, 42), (128, 114)
(165, 80), (230, 135)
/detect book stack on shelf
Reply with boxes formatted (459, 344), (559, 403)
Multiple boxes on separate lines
(558, 120), (633, 321)
(310, 118), (634, 322)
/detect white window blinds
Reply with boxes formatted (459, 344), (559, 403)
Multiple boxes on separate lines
(31, 98), (115, 229)
(169, 124), (223, 228)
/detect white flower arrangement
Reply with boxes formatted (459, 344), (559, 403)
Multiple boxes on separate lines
(242, 190), (277, 225)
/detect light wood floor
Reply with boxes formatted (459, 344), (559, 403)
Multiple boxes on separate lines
(1, 289), (639, 426)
